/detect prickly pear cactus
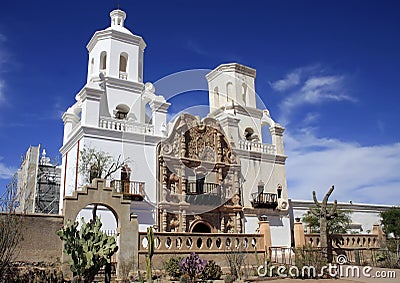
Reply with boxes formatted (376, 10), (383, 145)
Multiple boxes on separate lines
(146, 226), (154, 283)
(57, 217), (118, 282)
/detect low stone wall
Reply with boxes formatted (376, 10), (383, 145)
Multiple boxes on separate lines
(305, 233), (381, 249)
(0, 213), (64, 263)
(138, 232), (266, 270)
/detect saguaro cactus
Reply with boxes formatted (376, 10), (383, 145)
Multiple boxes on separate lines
(146, 226), (154, 283)
(312, 185), (337, 263)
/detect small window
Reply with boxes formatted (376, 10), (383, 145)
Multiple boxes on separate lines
(90, 58), (94, 74)
(119, 53), (128, 72)
(244, 127), (254, 141)
(226, 82), (233, 102)
(100, 51), (107, 70)
(242, 83), (247, 105)
(213, 86), (219, 107)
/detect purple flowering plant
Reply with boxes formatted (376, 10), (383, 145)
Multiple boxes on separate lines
(179, 252), (207, 282)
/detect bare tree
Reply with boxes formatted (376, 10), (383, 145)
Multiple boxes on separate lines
(312, 185), (338, 263)
(78, 145), (129, 184)
(0, 173), (23, 280)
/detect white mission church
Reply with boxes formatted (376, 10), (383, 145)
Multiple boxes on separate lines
(57, 8), (388, 249)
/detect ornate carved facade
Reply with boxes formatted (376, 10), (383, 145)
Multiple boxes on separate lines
(157, 114), (243, 233)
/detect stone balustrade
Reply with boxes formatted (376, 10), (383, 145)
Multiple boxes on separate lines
(305, 234), (380, 249)
(99, 116), (154, 134)
(238, 140), (276, 155)
(139, 232), (264, 254)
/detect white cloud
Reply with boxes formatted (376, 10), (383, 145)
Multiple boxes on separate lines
(285, 130), (400, 205)
(0, 157), (17, 180)
(269, 70), (301, 91)
(303, 112), (320, 125)
(270, 66), (356, 126)
(281, 75), (353, 111)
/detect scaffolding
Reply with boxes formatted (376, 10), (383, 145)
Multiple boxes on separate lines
(34, 163), (60, 214)
(9, 145), (61, 215)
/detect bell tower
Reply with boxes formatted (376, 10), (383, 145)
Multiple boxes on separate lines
(86, 9), (146, 83)
(206, 63), (257, 112)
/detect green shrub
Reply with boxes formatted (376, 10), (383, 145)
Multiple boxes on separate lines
(164, 256), (183, 279)
(199, 260), (222, 280)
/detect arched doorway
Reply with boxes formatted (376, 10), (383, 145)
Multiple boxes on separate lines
(76, 204), (118, 235)
(191, 222), (212, 233)
(62, 179), (138, 280)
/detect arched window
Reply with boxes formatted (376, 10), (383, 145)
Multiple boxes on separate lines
(119, 53), (128, 72)
(261, 124), (272, 144)
(244, 127), (259, 141)
(213, 86), (219, 108)
(115, 104), (130, 120)
(90, 58), (94, 74)
(144, 102), (152, 124)
(242, 83), (247, 106)
(244, 127), (254, 141)
(119, 53), (128, 79)
(100, 51), (107, 70)
(226, 82), (233, 102)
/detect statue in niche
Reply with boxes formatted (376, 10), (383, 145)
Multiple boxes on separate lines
(226, 217), (235, 233)
(170, 217), (180, 232)
(169, 173), (180, 194)
(232, 194), (241, 206)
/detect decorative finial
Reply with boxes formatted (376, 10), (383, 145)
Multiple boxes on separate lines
(117, 3), (120, 10)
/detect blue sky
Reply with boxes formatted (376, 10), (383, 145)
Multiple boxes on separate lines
(0, 0), (399, 204)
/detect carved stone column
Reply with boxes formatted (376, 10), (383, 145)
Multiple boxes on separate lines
(180, 131), (186, 158)
(217, 133), (223, 162)
(161, 160), (168, 202)
(236, 211), (242, 233)
(221, 215), (225, 232)
(162, 209), (167, 232)
(181, 209), (187, 232)
(180, 165), (186, 195)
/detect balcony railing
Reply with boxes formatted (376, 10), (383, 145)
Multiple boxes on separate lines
(111, 180), (145, 201)
(186, 182), (220, 195)
(238, 140), (276, 155)
(99, 116), (154, 135)
(250, 192), (278, 209)
(185, 182), (223, 205)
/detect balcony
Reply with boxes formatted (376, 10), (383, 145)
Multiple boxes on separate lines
(111, 180), (145, 201)
(185, 182), (223, 206)
(238, 140), (276, 155)
(99, 116), (154, 135)
(250, 192), (278, 209)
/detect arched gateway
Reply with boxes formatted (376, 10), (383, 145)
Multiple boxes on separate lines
(62, 179), (138, 279)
